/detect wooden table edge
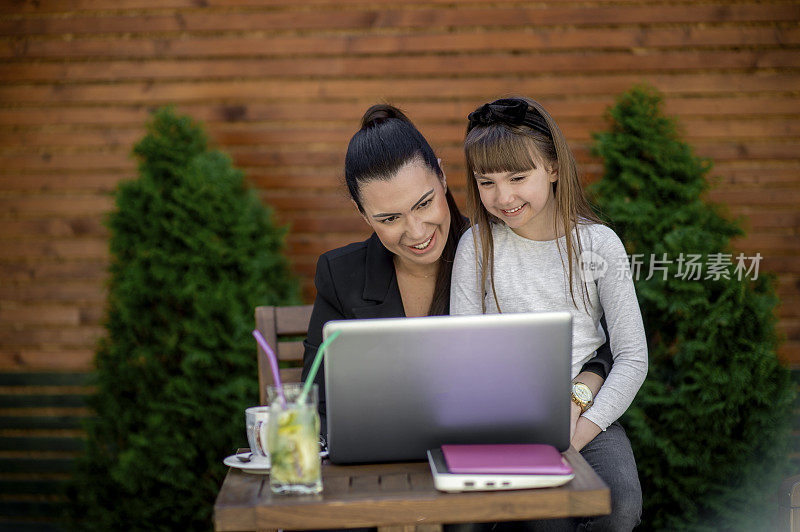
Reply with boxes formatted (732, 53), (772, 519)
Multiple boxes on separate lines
(214, 447), (610, 531)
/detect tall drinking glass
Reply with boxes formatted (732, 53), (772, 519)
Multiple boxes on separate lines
(266, 383), (322, 494)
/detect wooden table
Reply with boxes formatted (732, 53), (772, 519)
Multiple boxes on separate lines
(214, 448), (609, 531)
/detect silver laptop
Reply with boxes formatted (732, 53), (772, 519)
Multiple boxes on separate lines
(322, 311), (572, 464)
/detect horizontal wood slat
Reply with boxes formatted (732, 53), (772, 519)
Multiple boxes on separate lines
(0, 395), (88, 408)
(2, 73), (799, 104)
(0, 239), (108, 261)
(0, 218), (107, 238)
(2, 5), (797, 36)
(272, 305), (314, 335)
(0, 436), (85, 452)
(280, 367), (303, 384)
(277, 342), (304, 363)
(4, 50), (799, 83)
(0, 501), (67, 518)
(0, 416), (85, 430)
(0, 350), (96, 371)
(0, 195), (114, 216)
(0, 373), (90, 386)
(3, 26), (799, 60)
(2, 0), (773, 14)
(0, 479), (66, 495)
(0, 326), (104, 346)
(0, 281), (107, 302)
(0, 262), (108, 282)
(1, 96), (798, 128)
(0, 306), (82, 326)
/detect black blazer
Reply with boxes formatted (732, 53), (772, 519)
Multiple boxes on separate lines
(301, 233), (613, 431)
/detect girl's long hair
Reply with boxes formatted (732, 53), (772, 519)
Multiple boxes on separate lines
(463, 96), (601, 313)
(346, 103), (467, 316)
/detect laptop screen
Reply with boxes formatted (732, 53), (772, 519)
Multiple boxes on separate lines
(322, 312), (572, 464)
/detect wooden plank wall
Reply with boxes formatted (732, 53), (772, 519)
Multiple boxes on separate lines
(1, 0), (798, 372)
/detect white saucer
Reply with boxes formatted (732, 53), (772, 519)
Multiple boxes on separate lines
(223, 453), (271, 474)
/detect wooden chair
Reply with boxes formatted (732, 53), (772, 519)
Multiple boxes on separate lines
(254, 305), (314, 405)
(780, 474), (800, 532)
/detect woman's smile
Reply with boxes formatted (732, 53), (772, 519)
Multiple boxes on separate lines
(405, 231), (436, 254)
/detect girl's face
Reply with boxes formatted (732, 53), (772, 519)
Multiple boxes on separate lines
(474, 160), (558, 240)
(358, 160), (451, 268)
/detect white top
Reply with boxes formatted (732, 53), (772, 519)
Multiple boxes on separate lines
(450, 222), (648, 431)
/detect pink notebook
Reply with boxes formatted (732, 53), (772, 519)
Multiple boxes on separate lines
(441, 444), (573, 475)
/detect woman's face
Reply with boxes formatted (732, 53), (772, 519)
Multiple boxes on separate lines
(358, 160), (451, 269)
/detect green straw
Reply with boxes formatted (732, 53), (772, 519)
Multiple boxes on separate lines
(299, 330), (341, 404)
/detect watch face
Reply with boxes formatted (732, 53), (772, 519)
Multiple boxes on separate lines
(573, 383), (592, 403)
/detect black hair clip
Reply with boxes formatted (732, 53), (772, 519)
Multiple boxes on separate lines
(467, 98), (551, 138)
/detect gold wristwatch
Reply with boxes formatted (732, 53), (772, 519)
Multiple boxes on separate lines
(571, 382), (594, 413)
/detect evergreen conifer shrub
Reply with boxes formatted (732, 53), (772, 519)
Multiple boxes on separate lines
(590, 85), (796, 530)
(67, 108), (299, 530)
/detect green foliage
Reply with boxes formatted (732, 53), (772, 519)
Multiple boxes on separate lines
(67, 108), (300, 531)
(590, 85), (796, 530)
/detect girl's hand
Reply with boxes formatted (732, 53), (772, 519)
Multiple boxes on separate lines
(571, 417), (602, 452)
(570, 370), (604, 450)
(570, 401), (581, 441)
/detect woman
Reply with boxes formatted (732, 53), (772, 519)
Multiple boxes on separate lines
(301, 103), (612, 435)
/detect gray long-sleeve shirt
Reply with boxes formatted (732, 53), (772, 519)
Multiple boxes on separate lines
(450, 222), (648, 431)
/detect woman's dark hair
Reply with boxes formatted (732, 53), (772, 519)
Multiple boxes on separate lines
(345, 104), (467, 316)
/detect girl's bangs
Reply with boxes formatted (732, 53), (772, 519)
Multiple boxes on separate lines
(465, 127), (539, 175)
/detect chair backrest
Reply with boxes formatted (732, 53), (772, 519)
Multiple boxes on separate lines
(254, 305), (313, 404)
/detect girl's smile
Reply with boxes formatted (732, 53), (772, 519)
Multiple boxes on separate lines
(500, 203), (527, 216)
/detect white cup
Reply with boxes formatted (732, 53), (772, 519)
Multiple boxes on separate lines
(245, 406), (270, 461)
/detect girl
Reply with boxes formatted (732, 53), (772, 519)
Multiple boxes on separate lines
(451, 97), (648, 532)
